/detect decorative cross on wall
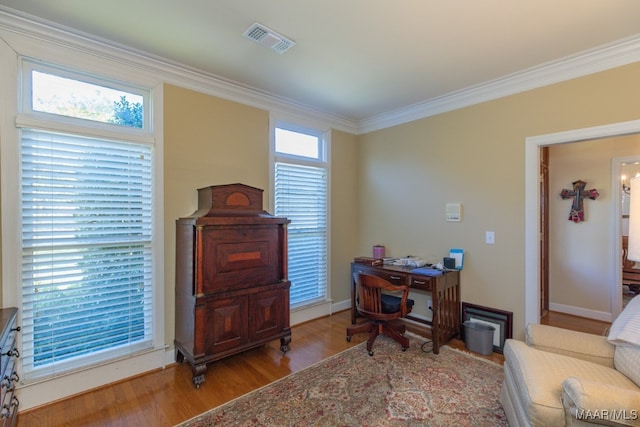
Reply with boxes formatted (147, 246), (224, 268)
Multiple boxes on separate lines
(560, 180), (599, 223)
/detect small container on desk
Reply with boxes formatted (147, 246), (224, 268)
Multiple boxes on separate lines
(373, 245), (385, 259)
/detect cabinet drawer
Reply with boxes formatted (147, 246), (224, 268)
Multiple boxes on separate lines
(0, 389), (17, 426)
(0, 328), (17, 384)
(0, 357), (17, 421)
(0, 308), (18, 426)
(410, 275), (433, 291)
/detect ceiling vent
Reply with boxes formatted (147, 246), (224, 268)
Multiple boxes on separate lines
(243, 22), (295, 54)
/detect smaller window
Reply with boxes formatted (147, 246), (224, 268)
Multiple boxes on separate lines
(273, 123), (328, 308)
(27, 62), (146, 130)
(275, 127), (324, 161)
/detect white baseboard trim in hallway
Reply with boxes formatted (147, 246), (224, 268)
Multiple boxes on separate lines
(548, 302), (611, 322)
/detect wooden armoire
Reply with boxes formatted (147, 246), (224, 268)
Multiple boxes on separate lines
(174, 183), (291, 387)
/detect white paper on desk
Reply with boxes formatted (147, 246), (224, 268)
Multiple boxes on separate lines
(449, 248), (464, 270)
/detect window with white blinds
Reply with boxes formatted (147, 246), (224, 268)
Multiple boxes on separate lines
(274, 125), (328, 307)
(20, 129), (153, 380)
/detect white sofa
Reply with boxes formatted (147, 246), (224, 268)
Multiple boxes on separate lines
(500, 296), (640, 426)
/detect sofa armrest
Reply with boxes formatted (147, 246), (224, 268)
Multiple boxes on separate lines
(562, 377), (640, 426)
(526, 324), (615, 367)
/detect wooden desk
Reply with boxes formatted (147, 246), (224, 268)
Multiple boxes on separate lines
(351, 262), (460, 354)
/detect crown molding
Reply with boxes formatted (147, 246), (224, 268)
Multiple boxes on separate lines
(1, 7), (639, 136)
(358, 34), (640, 134)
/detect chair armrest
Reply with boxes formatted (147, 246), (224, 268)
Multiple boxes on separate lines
(562, 377), (640, 426)
(526, 324), (615, 367)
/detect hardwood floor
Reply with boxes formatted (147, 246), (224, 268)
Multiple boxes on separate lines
(541, 310), (611, 336)
(19, 310), (368, 427)
(18, 309), (608, 426)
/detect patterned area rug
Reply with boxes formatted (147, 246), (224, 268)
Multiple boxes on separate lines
(176, 335), (507, 426)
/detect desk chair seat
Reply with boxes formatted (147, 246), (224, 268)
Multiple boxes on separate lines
(346, 273), (414, 356)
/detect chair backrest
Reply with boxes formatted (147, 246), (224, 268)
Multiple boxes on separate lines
(353, 273), (411, 320)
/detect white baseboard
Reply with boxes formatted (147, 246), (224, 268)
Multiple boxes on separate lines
(290, 300), (332, 325)
(290, 298), (352, 325)
(548, 302), (612, 322)
(330, 299), (351, 314)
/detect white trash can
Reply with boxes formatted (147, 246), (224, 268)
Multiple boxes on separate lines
(463, 321), (495, 355)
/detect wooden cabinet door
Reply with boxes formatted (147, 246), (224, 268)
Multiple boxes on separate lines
(200, 225), (283, 294)
(249, 288), (286, 341)
(204, 295), (248, 353)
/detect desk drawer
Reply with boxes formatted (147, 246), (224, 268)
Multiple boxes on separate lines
(410, 276), (433, 291)
(352, 266), (408, 286)
(378, 271), (408, 286)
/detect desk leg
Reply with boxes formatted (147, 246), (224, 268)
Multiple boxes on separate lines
(432, 291), (441, 354)
(350, 274), (357, 324)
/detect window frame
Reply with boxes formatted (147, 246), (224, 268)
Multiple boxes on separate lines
(22, 60), (150, 132)
(274, 123), (327, 163)
(270, 116), (331, 317)
(0, 48), (165, 405)
(16, 60), (159, 380)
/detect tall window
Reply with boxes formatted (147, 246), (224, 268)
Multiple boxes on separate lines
(273, 124), (329, 307)
(17, 61), (154, 381)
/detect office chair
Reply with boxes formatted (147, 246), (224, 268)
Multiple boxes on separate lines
(346, 273), (414, 356)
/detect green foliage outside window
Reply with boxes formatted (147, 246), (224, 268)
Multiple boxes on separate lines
(112, 96), (143, 128)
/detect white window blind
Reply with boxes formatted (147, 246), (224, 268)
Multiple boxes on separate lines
(274, 162), (327, 305)
(20, 129), (153, 380)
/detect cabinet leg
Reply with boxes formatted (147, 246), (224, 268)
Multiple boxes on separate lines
(175, 349), (185, 363)
(192, 363), (207, 388)
(280, 334), (291, 354)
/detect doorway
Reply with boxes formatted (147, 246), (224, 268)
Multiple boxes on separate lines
(525, 120), (640, 326)
(619, 157), (640, 307)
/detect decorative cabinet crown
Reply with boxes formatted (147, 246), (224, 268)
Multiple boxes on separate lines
(195, 183), (266, 217)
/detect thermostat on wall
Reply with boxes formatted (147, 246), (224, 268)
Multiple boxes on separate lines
(445, 203), (462, 222)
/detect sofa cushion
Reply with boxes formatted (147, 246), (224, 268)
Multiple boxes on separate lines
(615, 345), (640, 388)
(504, 339), (637, 427)
(526, 324), (614, 367)
(562, 377), (640, 426)
(608, 294), (640, 347)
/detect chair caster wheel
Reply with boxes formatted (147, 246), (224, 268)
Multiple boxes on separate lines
(368, 351), (374, 356)
(402, 347), (407, 352)
(346, 336), (351, 342)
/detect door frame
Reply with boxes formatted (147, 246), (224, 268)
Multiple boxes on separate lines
(614, 154), (640, 307)
(539, 147), (549, 317)
(525, 119), (640, 325)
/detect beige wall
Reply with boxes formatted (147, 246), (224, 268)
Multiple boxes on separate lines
(163, 84), (272, 345)
(330, 130), (360, 304)
(162, 84), (360, 345)
(357, 62), (640, 338)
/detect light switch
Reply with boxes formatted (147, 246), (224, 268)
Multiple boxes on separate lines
(485, 231), (495, 244)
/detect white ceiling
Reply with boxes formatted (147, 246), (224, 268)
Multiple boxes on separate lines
(2, 1), (640, 126)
